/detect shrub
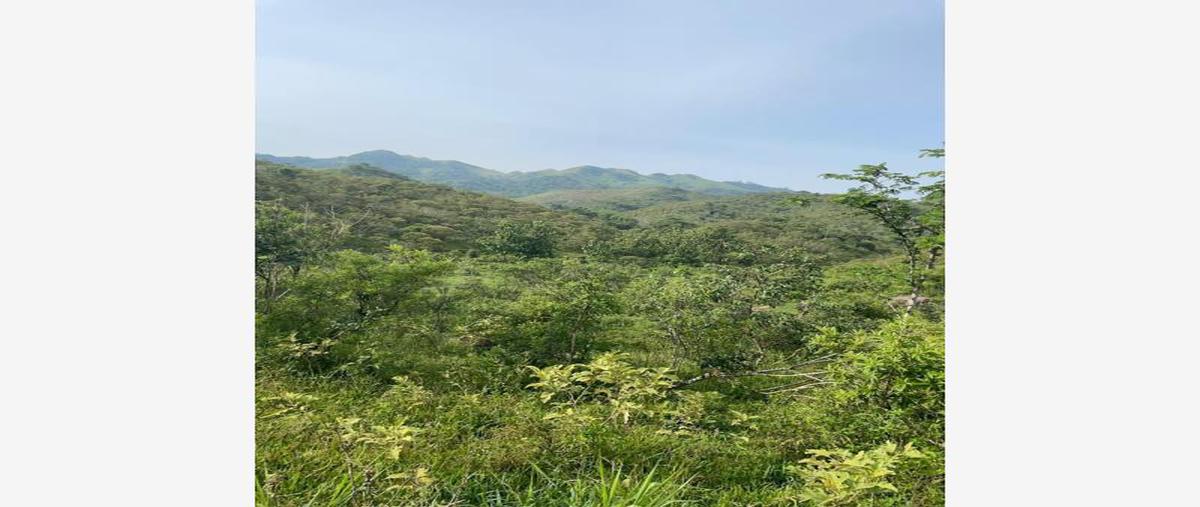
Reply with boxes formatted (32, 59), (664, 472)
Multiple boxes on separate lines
(780, 442), (924, 506)
(528, 352), (676, 424)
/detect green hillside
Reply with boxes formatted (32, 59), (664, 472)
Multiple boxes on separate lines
(256, 161), (618, 253)
(256, 150), (787, 198)
(255, 155), (945, 505)
(256, 161), (896, 265)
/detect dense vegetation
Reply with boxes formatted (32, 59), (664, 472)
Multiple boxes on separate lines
(615, 193), (901, 264)
(255, 161), (620, 253)
(256, 150), (786, 197)
(517, 187), (710, 213)
(256, 150), (945, 506)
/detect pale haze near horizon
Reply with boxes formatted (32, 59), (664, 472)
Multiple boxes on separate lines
(257, 0), (943, 192)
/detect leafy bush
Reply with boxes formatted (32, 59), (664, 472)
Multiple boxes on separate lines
(528, 353), (676, 424)
(780, 442), (925, 506)
(813, 318), (945, 446)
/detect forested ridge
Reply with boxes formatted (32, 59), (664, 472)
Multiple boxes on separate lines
(256, 161), (618, 253)
(256, 150), (786, 198)
(256, 150), (945, 506)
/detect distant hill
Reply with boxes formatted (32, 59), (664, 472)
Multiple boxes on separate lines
(256, 150), (787, 198)
(256, 161), (619, 253)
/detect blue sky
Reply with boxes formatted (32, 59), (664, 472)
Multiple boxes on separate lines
(257, 0), (943, 192)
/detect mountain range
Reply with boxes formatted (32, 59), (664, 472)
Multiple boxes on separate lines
(255, 150), (788, 198)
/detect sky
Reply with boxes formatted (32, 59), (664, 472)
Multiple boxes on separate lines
(257, 0), (943, 192)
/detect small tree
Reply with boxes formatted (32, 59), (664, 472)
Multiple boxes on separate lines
(255, 201), (339, 308)
(498, 261), (620, 363)
(630, 260), (824, 387)
(262, 246), (454, 351)
(821, 148), (944, 313)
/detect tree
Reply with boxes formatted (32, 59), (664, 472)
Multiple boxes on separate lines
(255, 201), (339, 308)
(821, 148), (944, 313)
(494, 261), (620, 363)
(629, 260), (824, 388)
(262, 246), (453, 348)
(480, 220), (557, 258)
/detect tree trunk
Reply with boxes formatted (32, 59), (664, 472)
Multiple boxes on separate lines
(905, 246), (920, 315)
(905, 246), (942, 315)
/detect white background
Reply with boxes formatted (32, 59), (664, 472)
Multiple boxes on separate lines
(2, 1), (1198, 505)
